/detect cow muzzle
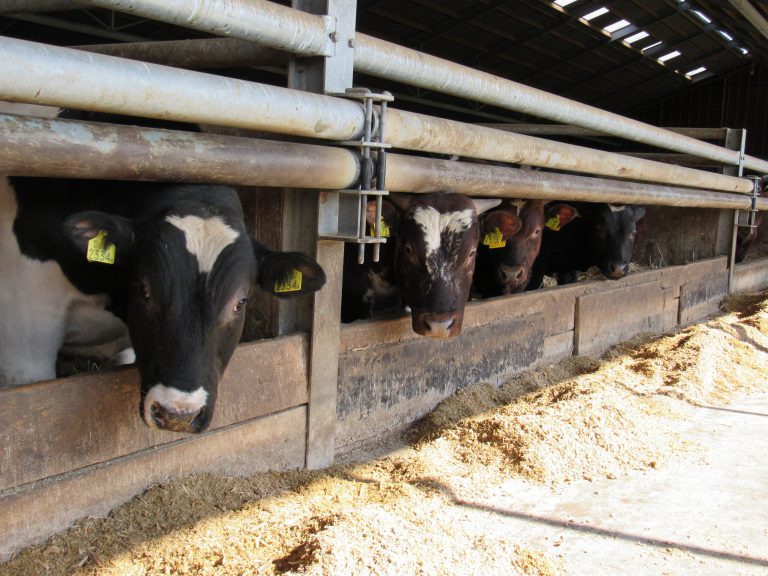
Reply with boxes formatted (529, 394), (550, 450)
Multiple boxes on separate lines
(606, 262), (629, 279)
(412, 311), (463, 339)
(497, 264), (528, 293)
(142, 384), (210, 433)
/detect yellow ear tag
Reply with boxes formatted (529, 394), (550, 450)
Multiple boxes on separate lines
(545, 215), (562, 232)
(86, 230), (116, 264)
(274, 268), (303, 293)
(369, 218), (391, 238)
(482, 227), (506, 249)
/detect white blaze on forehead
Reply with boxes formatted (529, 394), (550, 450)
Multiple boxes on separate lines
(166, 215), (239, 273)
(143, 384), (208, 429)
(410, 206), (475, 257)
(608, 204), (627, 213)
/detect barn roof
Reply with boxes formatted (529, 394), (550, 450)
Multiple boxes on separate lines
(0, 0), (765, 120)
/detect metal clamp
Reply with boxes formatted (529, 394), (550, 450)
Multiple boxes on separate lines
(319, 88), (394, 263)
(737, 175), (762, 229)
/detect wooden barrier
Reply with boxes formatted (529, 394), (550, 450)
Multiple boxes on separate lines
(0, 256), (735, 560)
(733, 258), (768, 294)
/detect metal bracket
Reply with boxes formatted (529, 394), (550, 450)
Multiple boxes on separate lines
(737, 176), (762, 230)
(318, 87), (394, 263)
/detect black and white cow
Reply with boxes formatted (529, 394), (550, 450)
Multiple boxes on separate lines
(1, 149), (325, 434)
(528, 201), (645, 288)
(473, 199), (546, 297)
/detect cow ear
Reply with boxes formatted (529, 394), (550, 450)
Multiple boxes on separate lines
(481, 210), (521, 240)
(253, 241), (326, 298)
(544, 204), (579, 231)
(63, 211), (135, 264)
(634, 206), (646, 222)
(365, 199), (399, 236)
(472, 198), (502, 215)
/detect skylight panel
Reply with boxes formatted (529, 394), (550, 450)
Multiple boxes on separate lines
(658, 50), (681, 62)
(740, 47), (750, 55)
(624, 31), (649, 44)
(582, 7), (609, 21)
(717, 30), (734, 41)
(686, 66), (707, 77)
(641, 41), (663, 52)
(604, 19), (630, 33)
(554, 0), (579, 6)
(692, 10), (711, 24)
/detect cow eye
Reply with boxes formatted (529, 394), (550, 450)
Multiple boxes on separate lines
(403, 243), (414, 257)
(531, 228), (542, 238)
(233, 298), (248, 315)
(140, 281), (151, 303)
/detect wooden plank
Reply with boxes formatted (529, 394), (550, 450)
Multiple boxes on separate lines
(732, 259), (768, 294)
(336, 312), (544, 452)
(0, 406), (307, 562)
(658, 256), (727, 290)
(662, 286), (680, 332)
(679, 271), (729, 325)
(0, 334), (308, 492)
(575, 281), (665, 357)
(538, 331), (574, 367)
(633, 207), (722, 267)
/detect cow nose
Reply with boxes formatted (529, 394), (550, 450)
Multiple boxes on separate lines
(498, 264), (525, 284)
(424, 316), (456, 339)
(608, 262), (629, 278)
(150, 402), (206, 433)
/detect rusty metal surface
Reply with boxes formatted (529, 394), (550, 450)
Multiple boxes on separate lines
(0, 113), (360, 188)
(79, 38), (287, 69)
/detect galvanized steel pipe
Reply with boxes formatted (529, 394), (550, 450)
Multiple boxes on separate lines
(0, 113), (360, 188)
(86, 0), (768, 173)
(1, 112), (765, 213)
(0, 0), (86, 12)
(80, 38), (286, 69)
(386, 155), (768, 211)
(0, 37), (365, 141)
(86, 0), (334, 57)
(0, 37), (754, 194)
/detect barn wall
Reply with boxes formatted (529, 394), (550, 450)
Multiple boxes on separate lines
(733, 258), (768, 294)
(335, 257), (728, 453)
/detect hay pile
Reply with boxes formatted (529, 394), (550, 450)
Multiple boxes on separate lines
(3, 291), (768, 576)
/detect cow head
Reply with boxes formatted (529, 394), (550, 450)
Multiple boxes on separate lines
(587, 204), (645, 279)
(64, 204), (325, 434)
(391, 192), (500, 338)
(475, 199), (546, 296)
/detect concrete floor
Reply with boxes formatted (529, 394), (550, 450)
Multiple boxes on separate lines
(455, 392), (768, 575)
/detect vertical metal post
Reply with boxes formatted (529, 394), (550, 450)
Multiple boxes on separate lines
(292, 0), (355, 469)
(722, 128), (747, 293)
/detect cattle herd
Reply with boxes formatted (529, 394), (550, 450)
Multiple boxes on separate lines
(2, 107), (725, 434)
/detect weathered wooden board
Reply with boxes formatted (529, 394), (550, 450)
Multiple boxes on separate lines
(575, 281), (665, 357)
(733, 258), (768, 294)
(336, 312), (545, 451)
(0, 406), (307, 563)
(679, 271), (729, 325)
(0, 334), (308, 491)
(633, 206), (721, 267)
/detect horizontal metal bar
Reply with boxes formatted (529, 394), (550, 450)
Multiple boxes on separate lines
(86, 0), (334, 57)
(79, 38), (287, 69)
(85, 0), (768, 172)
(0, 37), (754, 194)
(477, 124), (730, 141)
(0, 113), (360, 188)
(385, 154), (768, 211)
(1, 113), (765, 213)
(0, 0), (86, 12)
(0, 37), (365, 141)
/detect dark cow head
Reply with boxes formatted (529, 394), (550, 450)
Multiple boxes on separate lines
(391, 192), (500, 338)
(549, 202), (644, 280)
(589, 204), (645, 279)
(475, 199), (546, 296)
(63, 203), (325, 434)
